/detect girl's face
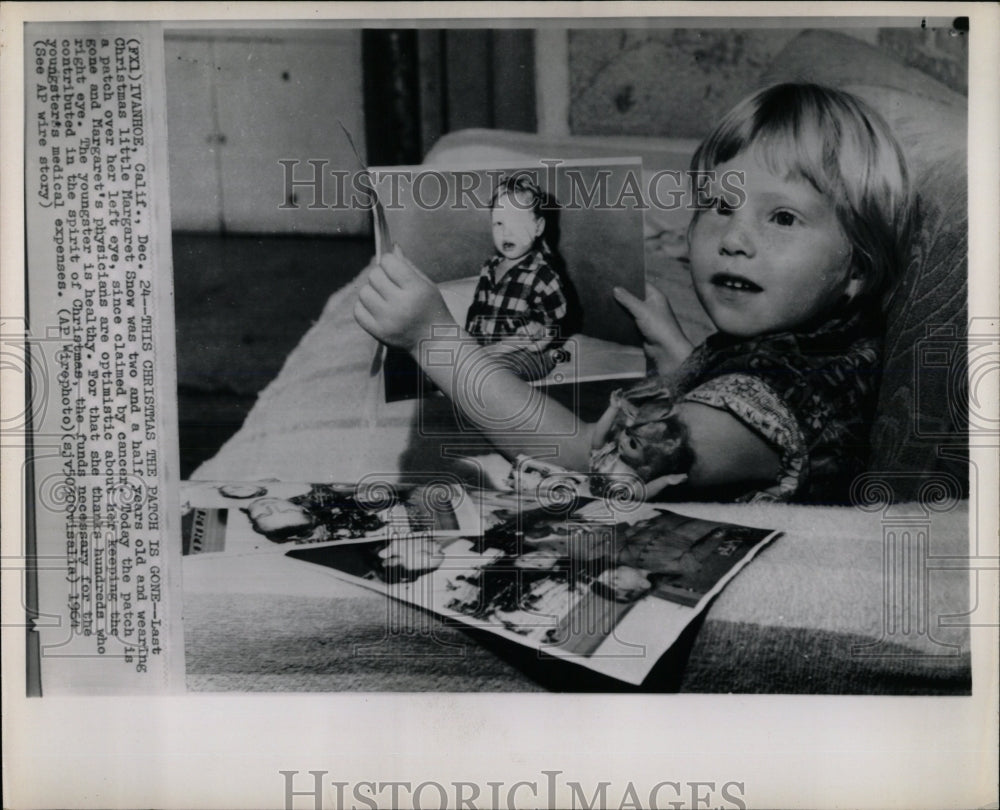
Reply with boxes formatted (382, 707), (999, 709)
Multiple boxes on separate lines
(491, 192), (544, 262)
(688, 149), (861, 338)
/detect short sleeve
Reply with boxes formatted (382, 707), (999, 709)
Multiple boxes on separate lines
(683, 374), (808, 501)
(678, 328), (881, 503)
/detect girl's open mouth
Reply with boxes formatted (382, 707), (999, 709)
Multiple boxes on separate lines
(711, 273), (763, 293)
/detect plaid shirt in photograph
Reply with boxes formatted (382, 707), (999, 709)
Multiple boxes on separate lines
(464, 249), (569, 344)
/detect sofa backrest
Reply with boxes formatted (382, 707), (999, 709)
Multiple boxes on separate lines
(760, 29), (969, 500)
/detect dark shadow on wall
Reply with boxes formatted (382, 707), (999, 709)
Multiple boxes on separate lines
(363, 29), (537, 164)
(173, 232), (372, 478)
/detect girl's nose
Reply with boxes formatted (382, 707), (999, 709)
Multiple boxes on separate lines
(718, 216), (755, 257)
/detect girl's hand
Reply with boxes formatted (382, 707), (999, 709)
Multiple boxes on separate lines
(354, 246), (456, 353)
(613, 283), (693, 374)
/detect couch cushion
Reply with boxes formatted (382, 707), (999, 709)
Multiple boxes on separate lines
(182, 498), (970, 694)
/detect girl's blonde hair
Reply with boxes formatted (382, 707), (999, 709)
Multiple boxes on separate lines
(690, 83), (912, 312)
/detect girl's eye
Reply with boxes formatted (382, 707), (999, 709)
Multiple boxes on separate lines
(771, 210), (798, 227)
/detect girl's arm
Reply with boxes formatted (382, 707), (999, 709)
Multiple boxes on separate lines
(590, 397), (782, 499)
(353, 248), (597, 469)
(672, 401), (781, 490)
(606, 286), (782, 490)
(355, 249), (781, 492)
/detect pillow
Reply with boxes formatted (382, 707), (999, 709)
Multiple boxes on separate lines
(761, 30), (969, 500)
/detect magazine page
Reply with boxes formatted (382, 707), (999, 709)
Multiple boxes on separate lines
(179, 478), (479, 554)
(179, 476), (780, 684)
(283, 490), (780, 685)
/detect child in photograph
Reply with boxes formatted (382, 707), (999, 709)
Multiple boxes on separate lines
(464, 174), (571, 381)
(354, 83), (912, 504)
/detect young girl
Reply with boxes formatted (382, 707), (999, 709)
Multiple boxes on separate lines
(354, 83), (912, 504)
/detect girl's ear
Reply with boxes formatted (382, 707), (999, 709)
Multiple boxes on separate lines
(534, 216), (545, 239)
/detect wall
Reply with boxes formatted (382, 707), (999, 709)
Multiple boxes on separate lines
(561, 26), (968, 139)
(165, 25), (968, 234)
(877, 27), (969, 94)
(568, 28), (802, 139)
(165, 28), (535, 235)
(165, 30), (365, 235)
